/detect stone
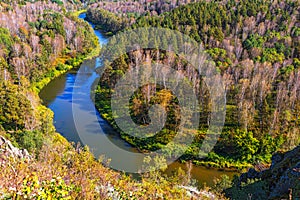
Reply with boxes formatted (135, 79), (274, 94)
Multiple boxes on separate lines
(227, 146), (300, 199)
(270, 152), (284, 169)
(0, 136), (31, 161)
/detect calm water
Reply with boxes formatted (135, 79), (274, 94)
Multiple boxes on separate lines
(39, 13), (237, 187)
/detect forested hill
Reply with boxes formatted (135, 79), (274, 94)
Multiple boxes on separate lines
(88, 0), (201, 16)
(132, 0), (300, 58)
(0, 5), (101, 197)
(0, 0), (98, 152)
(0, 1), (227, 199)
(0, 1), (98, 86)
(86, 0), (203, 34)
(0, 0), (299, 199)
(88, 1), (300, 198)
(93, 0), (300, 167)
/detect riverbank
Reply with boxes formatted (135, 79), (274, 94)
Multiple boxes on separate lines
(31, 11), (100, 94)
(94, 89), (250, 171)
(85, 8), (127, 35)
(31, 49), (99, 93)
(86, 0), (300, 174)
(39, 12), (240, 186)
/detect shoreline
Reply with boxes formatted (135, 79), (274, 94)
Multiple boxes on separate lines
(94, 95), (249, 172)
(31, 11), (100, 94)
(39, 10), (244, 173)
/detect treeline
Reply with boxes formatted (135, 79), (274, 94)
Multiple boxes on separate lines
(88, 0), (201, 16)
(86, 0), (203, 33)
(86, 8), (130, 34)
(94, 0), (300, 167)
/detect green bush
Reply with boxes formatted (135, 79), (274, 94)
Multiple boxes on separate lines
(16, 130), (44, 154)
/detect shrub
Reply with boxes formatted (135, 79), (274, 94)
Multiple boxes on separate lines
(16, 131), (44, 154)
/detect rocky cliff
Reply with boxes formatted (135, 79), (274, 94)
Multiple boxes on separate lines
(226, 146), (300, 199)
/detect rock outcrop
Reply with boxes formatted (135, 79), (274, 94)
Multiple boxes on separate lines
(0, 136), (31, 163)
(227, 146), (300, 200)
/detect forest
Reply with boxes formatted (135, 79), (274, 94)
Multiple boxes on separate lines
(0, 0), (232, 199)
(0, 0), (98, 137)
(0, 0), (299, 199)
(86, 0), (202, 33)
(92, 0), (300, 168)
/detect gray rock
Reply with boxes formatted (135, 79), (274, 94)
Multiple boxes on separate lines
(270, 152), (284, 169)
(228, 146), (300, 199)
(0, 136), (31, 161)
(247, 168), (260, 179)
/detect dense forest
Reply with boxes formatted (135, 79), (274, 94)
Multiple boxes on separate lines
(0, 0), (229, 199)
(0, 0), (299, 199)
(0, 1), (98, 135)
(88, 0), (200, 16)
(86, 0), (202, 33)
(92, 0), (300, 168)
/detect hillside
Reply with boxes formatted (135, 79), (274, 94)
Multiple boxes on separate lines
(1, 133), (225, 199)
(226, 146), (300, 199)
(0, 0), (226, 199)
(0, 0), (98, 134)
(91, 0), (300, 169)
(0, 0), (98, 154)
(86, 0), (203, 33)
(0, 0), (299, 199)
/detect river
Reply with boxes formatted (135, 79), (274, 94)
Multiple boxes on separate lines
(39, 13), (237, 187)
